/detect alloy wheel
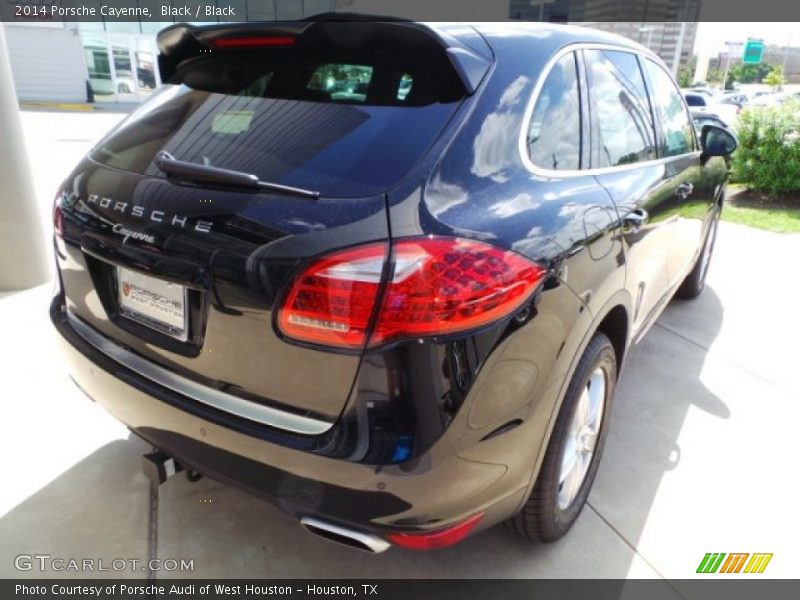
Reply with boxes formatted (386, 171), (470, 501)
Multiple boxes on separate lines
(557, 367), (606, 510)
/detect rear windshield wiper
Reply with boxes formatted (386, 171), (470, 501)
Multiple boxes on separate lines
(155, 152), (320, 199)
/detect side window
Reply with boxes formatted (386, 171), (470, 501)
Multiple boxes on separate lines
(644, 59), (697, 157)
(527, 52), (581, 171)
(585, 49), (656, 167)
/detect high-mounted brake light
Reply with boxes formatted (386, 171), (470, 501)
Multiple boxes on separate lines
(277, 238), (546, 350)
(209, 36), (296, 49)
(386, 512), (485, 550)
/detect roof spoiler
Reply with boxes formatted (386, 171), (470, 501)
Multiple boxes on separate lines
(156, 15), (492, 94)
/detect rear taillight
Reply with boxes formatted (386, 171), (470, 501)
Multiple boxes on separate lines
(209, 36), (296, 49)
(277, 238), (546, 349)
(277, 244), (388, 349)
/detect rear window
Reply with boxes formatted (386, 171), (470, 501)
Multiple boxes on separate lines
(90, 52), (465, 197)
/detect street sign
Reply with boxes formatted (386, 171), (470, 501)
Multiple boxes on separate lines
(743, 39), (764, 64)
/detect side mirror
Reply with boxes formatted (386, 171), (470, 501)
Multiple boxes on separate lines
(701, 124), (738, 157)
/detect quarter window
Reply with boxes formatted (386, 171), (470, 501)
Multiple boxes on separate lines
(527, 52), (581, 171)
(585, 50), (656, 167)
(644, 59), (697, 157)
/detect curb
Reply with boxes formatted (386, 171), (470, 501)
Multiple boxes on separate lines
(20, 102), (96, 112)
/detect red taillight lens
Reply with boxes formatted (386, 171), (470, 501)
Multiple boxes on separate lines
(387, 512), (484, 550)
(277, 244), (388, 349)
(372, 238), (546, 346)
(277, 238), (546, 349)
(209, 36), (296, 49)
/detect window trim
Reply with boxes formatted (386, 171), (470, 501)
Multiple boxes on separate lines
(518, 42), (701, 178)
(635, 53), (664, 157)
(576, 49), (592, 170)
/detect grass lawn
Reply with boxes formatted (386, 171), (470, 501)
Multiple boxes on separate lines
(723, 187), (800, 233)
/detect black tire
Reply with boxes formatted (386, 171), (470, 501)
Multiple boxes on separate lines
(507, 332), (617, 542)
(675, 205), (720, 300)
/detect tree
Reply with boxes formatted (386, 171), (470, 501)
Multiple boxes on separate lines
(764, 65), (788, 90)
(677, 65), (693, 87)
(677, 56), (697, 87)
(728, 62), (773, 85)
(706, 66), (723, 85)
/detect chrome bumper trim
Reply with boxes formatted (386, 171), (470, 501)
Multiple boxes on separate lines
(66, 311), (333, 435)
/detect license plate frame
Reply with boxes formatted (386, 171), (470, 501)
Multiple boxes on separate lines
(116, 266), (188, 342)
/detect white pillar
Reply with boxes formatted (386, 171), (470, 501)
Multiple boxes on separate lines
(694, 53), (710, 84)
(0, 24), (50, 291)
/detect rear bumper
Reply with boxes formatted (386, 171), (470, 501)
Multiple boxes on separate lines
(50, 293), (528, 542)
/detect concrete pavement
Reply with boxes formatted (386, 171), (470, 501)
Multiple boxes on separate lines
(0, 110), (798, 580)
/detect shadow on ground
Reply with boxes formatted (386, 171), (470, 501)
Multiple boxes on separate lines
(0, 438), (150, 579)
(589, 286), (726, 560)
(0, 288), (724, 583)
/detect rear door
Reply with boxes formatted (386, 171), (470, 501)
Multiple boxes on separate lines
(57, 23), (468, 427)
(642, 58), (712, 286)
(583, 48), (674, 333)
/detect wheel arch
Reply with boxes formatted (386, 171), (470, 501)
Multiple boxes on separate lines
(510, 290), (633, 516)
(594, 304), (629, 373)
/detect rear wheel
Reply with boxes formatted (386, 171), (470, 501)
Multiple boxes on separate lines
(507, 332), (617, 542)
(676, 206), (720, 299)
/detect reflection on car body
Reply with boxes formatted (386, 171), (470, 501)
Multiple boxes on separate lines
(51, 17), (737, 552)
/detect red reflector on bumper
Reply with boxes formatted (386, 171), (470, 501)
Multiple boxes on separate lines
(386, 512), (484, 550)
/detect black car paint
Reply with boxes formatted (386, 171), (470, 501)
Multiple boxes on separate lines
(51, 22), (729, 538)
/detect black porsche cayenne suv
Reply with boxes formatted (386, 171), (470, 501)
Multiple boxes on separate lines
(51, 17), (737, 552)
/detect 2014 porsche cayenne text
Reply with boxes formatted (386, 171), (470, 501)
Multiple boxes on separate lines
(51, 17), (737, 552)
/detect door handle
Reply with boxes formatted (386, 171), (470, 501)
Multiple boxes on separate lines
(622, 208), (648, 233)
(677, 182), (694, 198)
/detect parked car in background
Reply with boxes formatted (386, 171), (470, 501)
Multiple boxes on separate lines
(746, 92), (794, 108)
(690, 109), (732, 133)
(718, 91), (750, 111)
(688, 83), (715, 96)
(51, 18), (737, 552)
(683, 90), (740, 125)
(720, 91), (749, 106)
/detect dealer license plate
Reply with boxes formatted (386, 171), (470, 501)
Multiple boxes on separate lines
(117, 266), (188, 341)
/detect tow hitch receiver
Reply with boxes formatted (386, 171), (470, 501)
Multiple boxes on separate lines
(141, 450), (184, 485)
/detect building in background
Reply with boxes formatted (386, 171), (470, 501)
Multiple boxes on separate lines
(709, 45), (800, 84)
(510, 1), (700, 72)
(2, 22), (89, 102)
(4, 0), (706, 103)
(3, 0), (338, 103)
(509, 0), (571, 21)
(764, 46), (800, 83)
(580, 21), (698, 70)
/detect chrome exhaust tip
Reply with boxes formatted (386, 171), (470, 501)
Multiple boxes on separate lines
(300, 517), (390, 554)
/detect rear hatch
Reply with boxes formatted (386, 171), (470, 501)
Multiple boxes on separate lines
(56, 19), (480, 429)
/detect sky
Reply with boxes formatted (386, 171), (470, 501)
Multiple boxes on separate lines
(694, 23), (798, 57)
